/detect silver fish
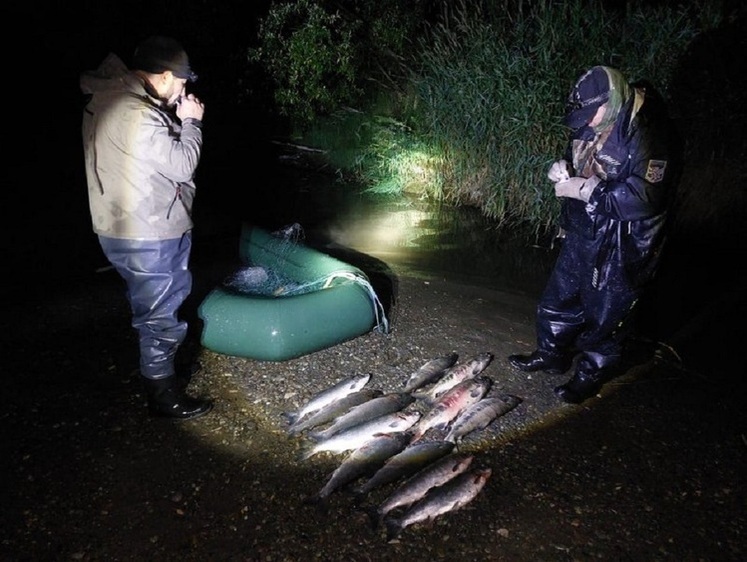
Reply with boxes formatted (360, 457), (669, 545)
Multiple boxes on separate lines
(354, 440), (455, 497)
(444, 394), (523, 444)
(385, 467), (492, 542)
(370, 453), (474, 529)
(300, 410), (421, 460)
(308, 392), (415, 442)
(287, 388), (383, 436)
(306, 432), (412, 505)
(403, 353), (459, 393)
(412, 352), (493, 404)
(410, 376), (492, 442)
(283, 373), (371, 426)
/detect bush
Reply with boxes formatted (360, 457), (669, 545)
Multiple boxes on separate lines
(249, 0), (428, 130)
(404, 0), (719, 232)
(256, 0), (724, 234)
(248, 0), (360, 127)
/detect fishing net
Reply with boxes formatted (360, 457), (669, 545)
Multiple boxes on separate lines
(221, 223), (390, 334)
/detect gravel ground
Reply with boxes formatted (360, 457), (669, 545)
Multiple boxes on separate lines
(2, 231), (745, 561)
(5, 11), (745, 560)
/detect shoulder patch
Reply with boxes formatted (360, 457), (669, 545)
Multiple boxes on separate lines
(645, 159), (667, 183)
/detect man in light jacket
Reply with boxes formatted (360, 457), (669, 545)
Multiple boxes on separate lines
(81, 36), (212, 419)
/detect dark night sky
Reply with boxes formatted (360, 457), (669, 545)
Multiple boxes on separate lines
(6, 1), (279, 278)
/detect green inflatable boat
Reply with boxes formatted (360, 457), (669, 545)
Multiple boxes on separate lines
(198, 224), (389, 361)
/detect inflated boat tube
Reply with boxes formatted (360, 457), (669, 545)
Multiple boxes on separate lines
(198, 224), (380, 361)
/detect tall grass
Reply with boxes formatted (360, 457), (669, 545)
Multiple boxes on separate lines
(405, 0), (718, 233)
(296, 0), (723, 234)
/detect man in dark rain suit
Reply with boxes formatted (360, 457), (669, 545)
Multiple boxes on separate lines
(508, 66), (682, 404)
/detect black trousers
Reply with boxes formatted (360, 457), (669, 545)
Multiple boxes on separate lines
(536, 231), (639, 375)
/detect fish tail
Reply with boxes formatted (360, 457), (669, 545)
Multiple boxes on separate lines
(385, 518), (403, 542)
(306, 430), (325, 442)
(365, 505), (383, 531)
(297, 445), (316, 462)
(349, 487), (368, 507)
(281, 411), (298, 426)
(409, 429), (424, 444)
(414, 393), (435, 406)
(301, 493), (321, 506)
(302, 493), (330, 515)
(410, 389), (426, 400)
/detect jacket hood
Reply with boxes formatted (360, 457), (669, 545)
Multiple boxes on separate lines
(80, 53), (130, 95)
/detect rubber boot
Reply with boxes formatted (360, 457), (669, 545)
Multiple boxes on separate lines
(554, 371), (604, 404)
(175, 361), (203, 390)
(143, 376), (213, 420)
(508, 350), (572, 375)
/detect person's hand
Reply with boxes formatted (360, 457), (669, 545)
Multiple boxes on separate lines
(547, 159), (570, 182)
(554, 177), (590, 201)
(177, 93), (205, 122)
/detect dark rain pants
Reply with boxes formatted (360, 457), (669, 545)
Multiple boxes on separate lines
(98, 233), (192, 380)
(536, 230), (639, 377)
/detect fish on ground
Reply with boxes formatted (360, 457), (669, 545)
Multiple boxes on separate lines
(410, 376), (492, 443)
(287, 388), (383, 436)
(412, 352), (494, 404)
(444, 394), (523, 444)
(384, 467), (492, 542)
(353, 439), (455, 498)
(369, 453), (474, 529)
(403, 352), (459, 393)
(299, 410), (422, 461)
(308, 392), (415, 442)
(305, 432), (412, 507)
(283, 373), (371, 427)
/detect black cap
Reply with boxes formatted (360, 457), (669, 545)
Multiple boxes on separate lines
(563, 66), (610, 129)
(132, 36), (197, 82)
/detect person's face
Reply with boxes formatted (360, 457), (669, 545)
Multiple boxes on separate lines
(589, 103), (607, 127)
(150, 72), (187, 106)
(164, 75), (188, 106)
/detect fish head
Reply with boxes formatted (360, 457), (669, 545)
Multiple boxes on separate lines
(460, 468), (492, 495)
(396, 411), (422, 428)
(472, 352), (495, 371)
(354, 373), (373, 388)
(473, 467), (492, 484)
(501, 394), (523, 408)
(395, 392), (416, 406)
(455, 455), (475, 472)
(473, 375), (493, 395)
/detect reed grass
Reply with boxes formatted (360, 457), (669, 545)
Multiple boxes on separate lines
(296, 0), (723, 235)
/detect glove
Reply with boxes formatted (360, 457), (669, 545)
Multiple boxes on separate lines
(547, 160), (570, 182)
(554, 176), (600, 202)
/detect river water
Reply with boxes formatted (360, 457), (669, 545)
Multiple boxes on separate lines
(203, 172), (558, 300)
(191, 166), (744, 378)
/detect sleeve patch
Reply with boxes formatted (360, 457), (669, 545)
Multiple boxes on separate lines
(645, 159), (667, 183)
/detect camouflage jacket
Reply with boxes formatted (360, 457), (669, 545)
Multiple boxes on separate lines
(80, 53), (203, 240)
(559, 82), (682, 289)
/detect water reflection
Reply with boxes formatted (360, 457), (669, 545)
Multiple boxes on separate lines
(270, 180), (557, 298)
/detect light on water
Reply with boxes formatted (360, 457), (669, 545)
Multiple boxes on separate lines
(313, 192), (555, 295)
(326, 207), (432, 257)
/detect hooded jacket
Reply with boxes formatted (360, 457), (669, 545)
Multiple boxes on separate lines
(560, 81), (682, 289)
(80, 53), (203, 240)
